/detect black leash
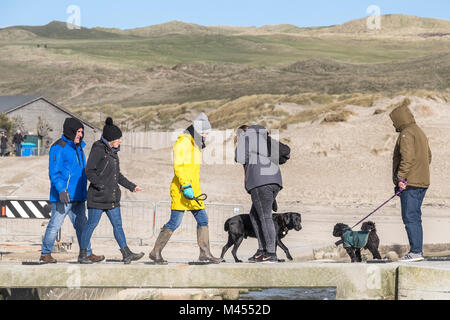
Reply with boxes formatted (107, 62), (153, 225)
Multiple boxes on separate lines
(351, 190), (402, 230)
(335, 190), (403, 246)
(184, 193), (207, 206)
(192, 194), (207, 206)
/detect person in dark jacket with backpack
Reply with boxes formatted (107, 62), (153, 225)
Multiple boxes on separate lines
(235, 125), (290, 263)
(79, 117), (144, 264)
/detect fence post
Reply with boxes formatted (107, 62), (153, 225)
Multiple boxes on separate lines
(152, 202), (157, 238)
(1, 200), (5, 217)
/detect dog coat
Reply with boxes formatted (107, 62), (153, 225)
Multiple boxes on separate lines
(342, 230), (370, 248)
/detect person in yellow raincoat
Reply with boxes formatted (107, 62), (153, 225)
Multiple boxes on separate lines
(149, 113), (221, 264)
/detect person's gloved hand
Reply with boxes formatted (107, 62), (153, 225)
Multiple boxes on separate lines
(181, 184), (194, 200)
(59, 191), (70, 204)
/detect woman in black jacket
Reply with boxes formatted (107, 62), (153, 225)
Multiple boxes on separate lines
(78, 118), (144, 264)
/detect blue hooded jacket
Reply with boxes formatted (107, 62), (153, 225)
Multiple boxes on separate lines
(49, 135), (87, 203)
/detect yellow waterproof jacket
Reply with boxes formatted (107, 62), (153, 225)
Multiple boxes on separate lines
(170, 133), (205, 211)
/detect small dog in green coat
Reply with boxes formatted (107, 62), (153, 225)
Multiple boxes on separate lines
(333, 221), (382, 262)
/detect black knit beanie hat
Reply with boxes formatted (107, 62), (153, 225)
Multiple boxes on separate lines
(102, 117), (122, 142)
(63, 118), (84, 142)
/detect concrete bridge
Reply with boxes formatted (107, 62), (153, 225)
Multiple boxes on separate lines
(0, 261), (449, 300)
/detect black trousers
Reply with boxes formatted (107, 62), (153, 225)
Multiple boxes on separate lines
(249, 184), (281, 254)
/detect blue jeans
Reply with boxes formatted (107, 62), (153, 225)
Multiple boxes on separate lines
(165, 209), (209, 231)
(400, 188), (427, 254)
(15, 144), (22, 157)
(81, 207), (127, 250)
(41, 202), (92, 255)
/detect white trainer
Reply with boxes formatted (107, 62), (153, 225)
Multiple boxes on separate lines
(399, 252), (424, 262)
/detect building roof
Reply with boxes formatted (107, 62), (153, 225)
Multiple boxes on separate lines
(0, 94), (100, 131)
(0, 94), (42, 113)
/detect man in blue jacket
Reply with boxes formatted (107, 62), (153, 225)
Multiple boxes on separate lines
(40, 118), (104, 264)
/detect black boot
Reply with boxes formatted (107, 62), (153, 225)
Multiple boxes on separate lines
(120, 246), (144, 264)
(78, 249), (93, 264)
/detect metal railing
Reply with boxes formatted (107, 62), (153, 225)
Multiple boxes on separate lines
(154, 201), (245, 243)
(0, 197), (155, 244)
(85, 200), (155, 241)
(0, 197), (245, 245)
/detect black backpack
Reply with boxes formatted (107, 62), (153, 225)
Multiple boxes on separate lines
(267, 136), (291, 165)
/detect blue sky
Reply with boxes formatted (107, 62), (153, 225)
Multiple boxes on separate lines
(0, 0), (449, 29)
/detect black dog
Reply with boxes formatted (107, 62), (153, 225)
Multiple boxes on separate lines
(333, 221), (382, 262)
(221, 212), (302, 263)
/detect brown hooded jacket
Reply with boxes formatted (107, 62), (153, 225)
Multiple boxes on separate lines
(390, 104), (432, 188)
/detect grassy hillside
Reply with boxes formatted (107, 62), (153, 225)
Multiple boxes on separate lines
(0, 14), (449, 124)
(4, 21), (130, 40)
(3, 14), (449, 39)
(97, 21), (243, 37)
(92, 14), (450, 38)
(72, 90), (450, 131)
(0, 28), (37, 41)
(1, 42), (448, 108)
(1, 30), (449, 69)
(314, 14), (450, 35)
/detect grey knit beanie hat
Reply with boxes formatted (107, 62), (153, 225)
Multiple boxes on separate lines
(193, 112), (212, 133)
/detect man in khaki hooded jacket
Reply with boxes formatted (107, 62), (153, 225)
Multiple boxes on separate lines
(390, 100), (432, 262)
